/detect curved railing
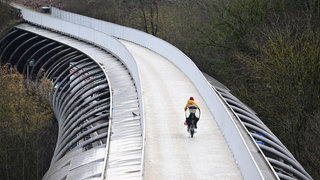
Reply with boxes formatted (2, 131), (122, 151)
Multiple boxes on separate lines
(213, 87), (312, 179)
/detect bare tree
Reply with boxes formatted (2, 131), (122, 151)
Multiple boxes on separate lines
(139, 0), (159, 35)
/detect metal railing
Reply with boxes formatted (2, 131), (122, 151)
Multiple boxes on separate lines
(214, 87), (312, 179)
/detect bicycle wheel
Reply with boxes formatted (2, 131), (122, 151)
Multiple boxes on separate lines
(190, 124), (194, 138)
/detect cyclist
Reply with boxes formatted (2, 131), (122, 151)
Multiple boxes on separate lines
(184, 97), (200, 132)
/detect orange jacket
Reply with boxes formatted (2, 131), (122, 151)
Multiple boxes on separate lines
(184, 100), (199, 111)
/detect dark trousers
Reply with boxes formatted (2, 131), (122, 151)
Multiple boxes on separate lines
(186, 118), (199, 129)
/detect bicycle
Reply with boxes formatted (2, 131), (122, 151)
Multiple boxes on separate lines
(185, 106), (200, 138)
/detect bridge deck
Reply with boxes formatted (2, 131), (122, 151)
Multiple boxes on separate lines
(121, 40), (242, 179)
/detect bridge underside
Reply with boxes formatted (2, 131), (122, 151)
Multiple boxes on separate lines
(0, 24), (142, 179)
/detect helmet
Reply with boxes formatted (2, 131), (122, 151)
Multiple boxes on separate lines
(189, 96), (194, 100)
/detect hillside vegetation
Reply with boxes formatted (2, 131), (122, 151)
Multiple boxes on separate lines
(1, 0), (320, 179)
(0, 66), (57, 179)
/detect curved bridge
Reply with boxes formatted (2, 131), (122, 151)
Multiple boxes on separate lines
(0, 5), (312, 180)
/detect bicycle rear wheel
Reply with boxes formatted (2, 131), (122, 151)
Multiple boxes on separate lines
(190, 124), (194, 138)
